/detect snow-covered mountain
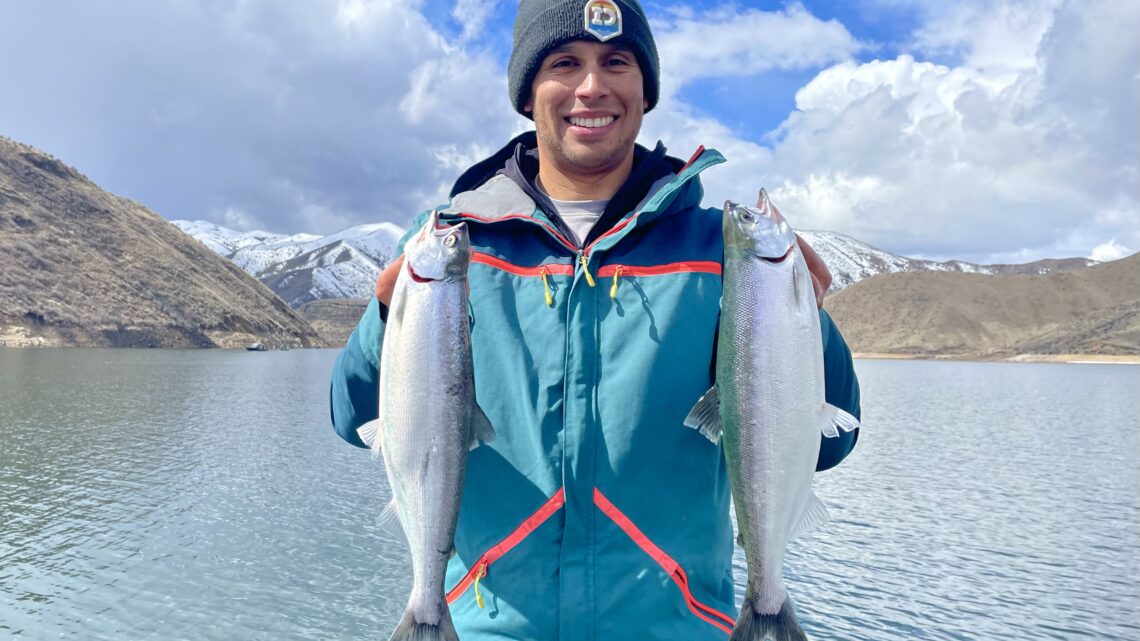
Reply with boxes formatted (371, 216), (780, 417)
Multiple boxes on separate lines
(175, 220), (1096, 307)
(173, 220), (403, 307)
(801, 230), (1097, 292)
(801, 230), (982, 291)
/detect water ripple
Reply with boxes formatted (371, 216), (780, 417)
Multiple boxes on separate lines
(2, 352), (1138, 639)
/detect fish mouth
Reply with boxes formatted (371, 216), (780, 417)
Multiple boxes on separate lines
(407, 263), (435, 283)
(760, 246), (796, 263)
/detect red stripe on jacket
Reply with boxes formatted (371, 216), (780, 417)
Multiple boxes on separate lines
(471, 252), (721, 278)
(445, 489), (566, 604)
(593, 488), (736, 635)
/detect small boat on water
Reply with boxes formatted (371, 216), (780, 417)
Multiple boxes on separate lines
(246, 341), (267, 352)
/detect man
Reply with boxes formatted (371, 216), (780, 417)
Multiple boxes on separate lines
(330, 0), (860, 639)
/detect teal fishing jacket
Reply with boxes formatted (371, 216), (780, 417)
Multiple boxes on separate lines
(330, 133), (861, 640)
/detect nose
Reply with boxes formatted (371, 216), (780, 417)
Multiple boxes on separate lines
(575, 65), (609, 101)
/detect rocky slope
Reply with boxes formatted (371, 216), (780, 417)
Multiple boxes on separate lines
(0, 136), (323, 348)
(298, 298), (370, 347)
(824, 253), (1140, 357)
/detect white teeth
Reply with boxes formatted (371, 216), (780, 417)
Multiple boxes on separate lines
(569, 116), (615, 128)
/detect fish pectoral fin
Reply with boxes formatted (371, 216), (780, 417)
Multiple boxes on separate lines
(683, 386), (723, 444)
(790, 491), (831, 542)
(819, 403), (861, 438)
(357, 419), (384, 459)
(469, 402), (496, 450)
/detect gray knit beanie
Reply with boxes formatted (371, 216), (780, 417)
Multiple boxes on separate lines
(508, 0), (660, 119)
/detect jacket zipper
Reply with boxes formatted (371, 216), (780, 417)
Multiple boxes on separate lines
(578, 251), (596, 287)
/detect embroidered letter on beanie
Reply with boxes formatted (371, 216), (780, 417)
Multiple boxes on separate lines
(584, 0), (622, 41)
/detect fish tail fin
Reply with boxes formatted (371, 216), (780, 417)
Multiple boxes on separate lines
(388, 601), (459, 641)
(731, 597), (808, 641)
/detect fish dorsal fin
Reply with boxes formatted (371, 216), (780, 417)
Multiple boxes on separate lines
(819, 403), (861, 438)
(684, 386), (722, 444)
(357, 419), (384, 460)
(790, 491), (831, 542)
(469, 402), (496, 450)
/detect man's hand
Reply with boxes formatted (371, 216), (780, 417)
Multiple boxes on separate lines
(375, 255), (404, 306)
(762, 193), (831, 308)
(797, 234), (831, 308)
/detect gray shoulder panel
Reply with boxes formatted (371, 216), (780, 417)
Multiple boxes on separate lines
(444, 174), (535, 219)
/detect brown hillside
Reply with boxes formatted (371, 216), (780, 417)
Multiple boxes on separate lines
(0, 136), (324, 348)
(825, 253), (1140, 357)
(298, 298), (369, 347)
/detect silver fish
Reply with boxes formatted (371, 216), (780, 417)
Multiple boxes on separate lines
(358, 211), (494, 641)
(685, 193), (858, 641)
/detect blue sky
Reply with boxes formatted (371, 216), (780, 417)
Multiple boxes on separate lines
(421, 0), (933, 138)
(0, 0), (1137, 263)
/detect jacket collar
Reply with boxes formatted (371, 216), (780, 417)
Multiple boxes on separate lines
(444, 131), (725, 250)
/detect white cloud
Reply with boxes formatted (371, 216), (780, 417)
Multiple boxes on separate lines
(1090, 239), (1133, 262)
(907, 0), (1061, 71)
(0, 0), (513, 236)
(220, 207), (260, 232)
(452, 0), (499, 42)
(653, 0), (1139, 262)
(653, 2), (863, 99)
(2, 0), (1136, 264)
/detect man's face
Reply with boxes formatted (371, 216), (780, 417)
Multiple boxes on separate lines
(525, 40), (647, 178)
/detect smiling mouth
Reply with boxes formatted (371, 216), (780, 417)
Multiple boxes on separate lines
(566, 116), (616, 128)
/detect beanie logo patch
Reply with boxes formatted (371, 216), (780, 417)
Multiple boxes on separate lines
(584, 0), (622, 42)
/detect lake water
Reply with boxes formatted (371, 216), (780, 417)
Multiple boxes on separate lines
(1, 349), (1138, 640)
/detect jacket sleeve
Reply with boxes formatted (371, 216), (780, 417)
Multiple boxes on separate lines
(816, 309), (861, 471)
(328, 211), (432, 448)
(330, 298), (386, 448)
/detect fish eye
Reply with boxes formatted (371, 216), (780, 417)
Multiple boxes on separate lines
(443, 234), (457, 247)
(740, 210), (756, 223)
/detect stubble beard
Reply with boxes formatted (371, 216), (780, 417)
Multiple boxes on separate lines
(537, 124), (637, 179)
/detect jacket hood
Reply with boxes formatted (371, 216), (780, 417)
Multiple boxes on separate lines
(448, 131), (693, 246)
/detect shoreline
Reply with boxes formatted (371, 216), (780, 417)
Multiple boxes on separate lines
(853, 352), (1140, 364)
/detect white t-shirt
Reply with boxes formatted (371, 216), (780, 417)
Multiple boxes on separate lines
(536, 179), (609, 247)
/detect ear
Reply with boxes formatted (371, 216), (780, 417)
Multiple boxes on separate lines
(523, 97), (533, 113)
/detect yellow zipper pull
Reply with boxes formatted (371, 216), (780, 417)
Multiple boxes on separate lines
(609, 266), (622, 299)
(473, 561), (488, 609)
(580, 253), (596, 287)
(540, 266), (553, 307)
